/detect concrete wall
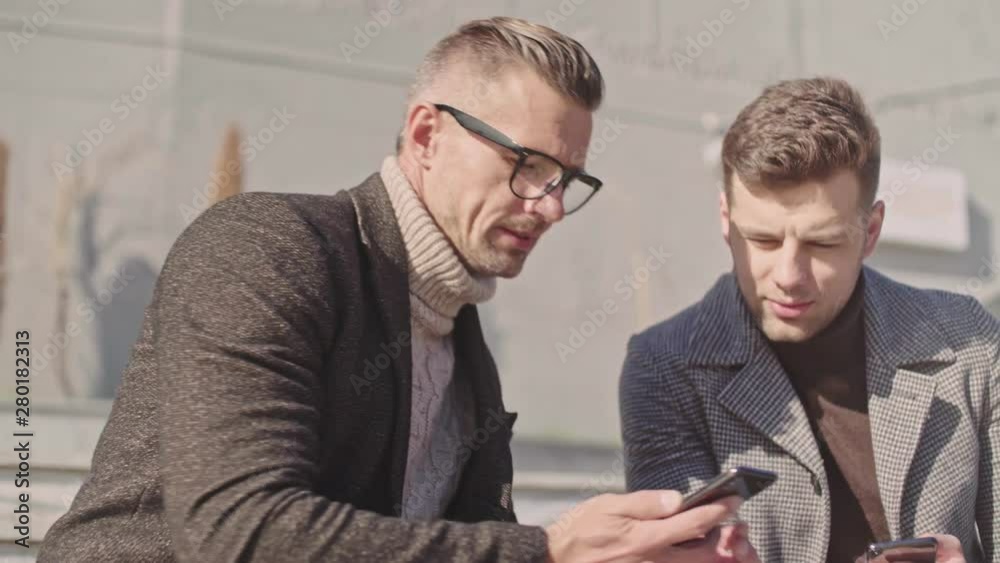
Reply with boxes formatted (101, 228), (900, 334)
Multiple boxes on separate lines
(0, 0), (997, 448)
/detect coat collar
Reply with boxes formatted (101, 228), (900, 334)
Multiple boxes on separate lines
(348, 173), (413, 512)
(348, 172), (410, 289)
(687, 266), (956, 369)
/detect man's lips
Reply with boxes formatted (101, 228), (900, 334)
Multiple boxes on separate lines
(767, 299), (814, 319)
(498, 227), (540, 251)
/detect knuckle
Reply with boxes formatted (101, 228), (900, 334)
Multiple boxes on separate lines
(592, 493), (614, 507)
(692, 519), (717, 538)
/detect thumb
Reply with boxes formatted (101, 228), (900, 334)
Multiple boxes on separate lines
(605, 490), (684, 520)
(717, 523), (746, 556)
(922, 534), (964, 561)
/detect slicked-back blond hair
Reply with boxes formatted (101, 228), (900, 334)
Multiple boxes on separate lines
(408, 16), (604, 111)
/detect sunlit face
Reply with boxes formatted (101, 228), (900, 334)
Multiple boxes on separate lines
(401, 65), (593, 278)
(720, 170), (885, 342)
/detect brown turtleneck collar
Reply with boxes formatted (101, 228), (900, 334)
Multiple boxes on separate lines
(771, 274), (866, 386)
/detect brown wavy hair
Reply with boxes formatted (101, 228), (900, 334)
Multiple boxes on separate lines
(722, 77), (881, 208)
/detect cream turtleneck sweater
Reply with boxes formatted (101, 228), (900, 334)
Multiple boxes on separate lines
(379, 156), (496, 520)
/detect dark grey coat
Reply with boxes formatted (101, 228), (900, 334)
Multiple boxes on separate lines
(621, 268), (999, 563)
(39, 174), (549, 562)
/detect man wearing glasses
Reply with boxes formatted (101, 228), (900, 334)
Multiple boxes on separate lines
(40, 17), (759, 563)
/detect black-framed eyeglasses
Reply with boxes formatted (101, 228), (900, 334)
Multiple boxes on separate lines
(434, 103), (602, 215)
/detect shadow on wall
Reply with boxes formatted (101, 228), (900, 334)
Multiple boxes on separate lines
(57, 123), (243, 399)
(96, 256), (156, 398)
(76, 187), (157, 399)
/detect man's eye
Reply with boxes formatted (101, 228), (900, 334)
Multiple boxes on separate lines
(748, 238), (780, 247)
(522, 161), (541, 172)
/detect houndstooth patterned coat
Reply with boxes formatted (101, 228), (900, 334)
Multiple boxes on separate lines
(620, 267), (999, 563)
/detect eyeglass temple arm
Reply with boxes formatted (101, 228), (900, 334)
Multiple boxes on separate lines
(435, 104), (522, 151)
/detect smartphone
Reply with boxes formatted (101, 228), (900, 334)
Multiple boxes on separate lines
(679, 466), (777, 511)
(866, 538), (938, 562)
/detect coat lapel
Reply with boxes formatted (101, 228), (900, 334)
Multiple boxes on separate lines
(348, 173), (413, 514)
(453, 306), (505, 426)
(718, 347), (827, 478)
(862, 268), (956, 536)
(448, 305), (517, 522)
(692, 275), (825, 478)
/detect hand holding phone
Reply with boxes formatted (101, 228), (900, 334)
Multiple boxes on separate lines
(545, 490), (753, 563)
(680, 466), (778, 511)
(863, 535), (966, 563)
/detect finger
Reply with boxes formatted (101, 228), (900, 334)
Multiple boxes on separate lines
(657, 535), (721, 563)
(604, 490), (685, 520)
(633, 496), (742, 550)
(717, 523), (759, 562)
(716, 523), (743, 555)
(701, 494), (743, 516)
(673, 526), (722, 550)
(922, 534), (963, 560)
(914, 533), (961, 553)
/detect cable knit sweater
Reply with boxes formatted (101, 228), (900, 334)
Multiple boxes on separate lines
(380, 156), (496, 520)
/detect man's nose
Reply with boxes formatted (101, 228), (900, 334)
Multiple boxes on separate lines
(526, 185), (566, 224)
(773, 243), (809, 291)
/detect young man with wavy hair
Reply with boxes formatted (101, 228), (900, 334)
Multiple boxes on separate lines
(621, 77), (994, 563)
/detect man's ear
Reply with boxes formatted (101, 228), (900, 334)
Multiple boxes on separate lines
(720, 189), (731, 246)
(862, 200), (886, 258)
(402, 103), (440, 170)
